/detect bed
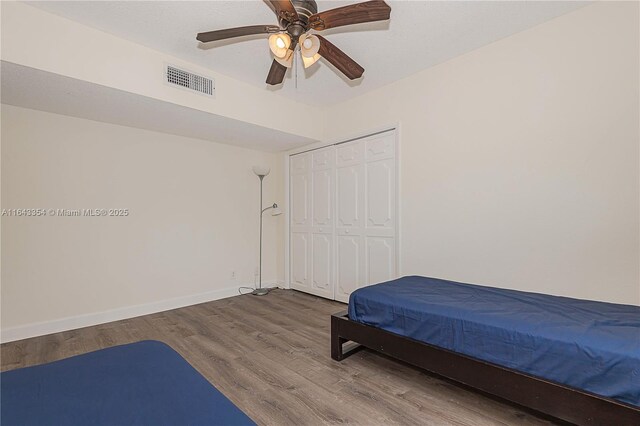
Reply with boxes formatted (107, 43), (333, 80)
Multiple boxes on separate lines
(331, 276), (640, 425)
(1, 340), (255, 426)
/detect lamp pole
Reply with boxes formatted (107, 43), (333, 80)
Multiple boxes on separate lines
(256, 174), (266, 295)
(252, 166), (280, 296)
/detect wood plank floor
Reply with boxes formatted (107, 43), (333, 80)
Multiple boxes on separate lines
(1, 289), (558, 425)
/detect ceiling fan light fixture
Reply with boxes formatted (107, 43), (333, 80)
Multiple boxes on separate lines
(197, 0), (392, 85)
(268, 33), (291, 59)
(299, 34), (321, 68)
(300, 34), (320, 58)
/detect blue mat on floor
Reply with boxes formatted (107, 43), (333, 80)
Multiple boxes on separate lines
(1, 340), (256, 426)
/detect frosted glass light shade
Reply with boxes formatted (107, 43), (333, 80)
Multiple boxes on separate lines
(271, 207), (282, 216)
(253, 165), (271, 177)
(274, 48), (294, 68)
(268, 33), (291, 59)
(300, 34), (321, 68)
(300, 34), (320, 57)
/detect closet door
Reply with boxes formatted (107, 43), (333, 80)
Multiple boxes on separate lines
(364, 131), (396, 285)
(289, 153), (312, 292)
(334, 141), (365, 303)
(309, 147), (335, 299)
(289, 129), (397, 302)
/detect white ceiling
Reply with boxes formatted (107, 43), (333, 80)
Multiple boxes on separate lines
(1, 61), (317, 152)
(26, 1), (587, 107)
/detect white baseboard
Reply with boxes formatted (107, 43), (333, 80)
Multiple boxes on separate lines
(0, 281), (279, 343)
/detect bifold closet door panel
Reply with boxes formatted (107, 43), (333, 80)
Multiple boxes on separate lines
(364, 132), (397, 286)
(290, 153), (312, 292)
(335, 140), (366, 303)
(309, 147), (335, 299)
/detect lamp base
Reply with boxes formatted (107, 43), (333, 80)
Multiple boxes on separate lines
(251, 288), (270, 296)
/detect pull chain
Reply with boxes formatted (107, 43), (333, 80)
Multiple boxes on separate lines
(294, 48), (298, 90)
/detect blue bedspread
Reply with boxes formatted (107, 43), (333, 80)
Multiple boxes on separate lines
(348, 276), (640, 407)
(1, 340), (255, 426)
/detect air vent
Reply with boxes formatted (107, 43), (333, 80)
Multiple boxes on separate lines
(166, 65), (214, 96)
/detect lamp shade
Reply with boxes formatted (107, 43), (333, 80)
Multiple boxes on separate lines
(300, 34), (321, 68)
(274, 48), (294, 68)
(252, 165), (271, 177)
(300, 34), (320, 57)
(268, 33), (291, 59)
(271, 207), (282, 216)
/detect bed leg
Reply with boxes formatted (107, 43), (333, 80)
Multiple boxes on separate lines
(331, 321), (347, 361)
(331, 313), (349, 361)
(331, 336), (347, 361)
(331, 312), (364, 361)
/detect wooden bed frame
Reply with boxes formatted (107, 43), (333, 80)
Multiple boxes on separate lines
(331, 311), (640, 426)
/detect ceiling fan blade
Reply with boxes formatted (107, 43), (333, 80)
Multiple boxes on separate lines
(196, 25), (280, 43)
(309, 0), (391, 31)
(265, 0), (299, 23)
(266, 59), (287, 85)
(316, 35), (364, 80)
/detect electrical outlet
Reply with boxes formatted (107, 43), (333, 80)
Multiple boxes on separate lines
(230, 271), (236, 280)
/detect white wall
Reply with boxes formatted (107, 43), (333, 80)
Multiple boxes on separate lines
(323, 2), (640, 305)
(1, 105), (285, 340)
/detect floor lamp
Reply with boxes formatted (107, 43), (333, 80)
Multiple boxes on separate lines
(252, 166), (282, 296)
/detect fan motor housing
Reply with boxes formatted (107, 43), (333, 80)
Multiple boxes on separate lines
(280, 0), (317, 27)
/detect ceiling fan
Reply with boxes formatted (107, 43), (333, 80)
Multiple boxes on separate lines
(196, 0), (391, 85)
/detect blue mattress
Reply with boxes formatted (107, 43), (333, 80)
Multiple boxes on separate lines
(1, 340), (255, 426)
(348, 276), (640, 407)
